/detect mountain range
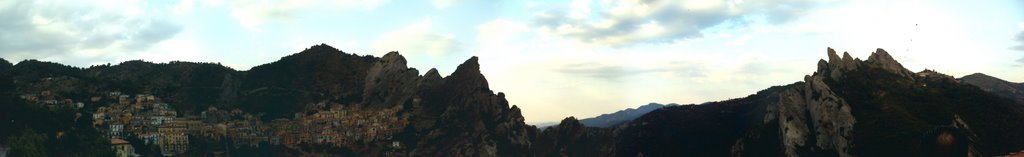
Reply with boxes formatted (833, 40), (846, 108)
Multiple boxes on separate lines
(535, 103), (678, 129)
(0, 45), (1022, 156)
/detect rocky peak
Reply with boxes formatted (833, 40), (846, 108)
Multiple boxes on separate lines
(818, 47), (861, 80)
(444, 56), (489, 92)
(508, 105), (525, 122)
(452, 57), (481, 77)
(0, 58), (12, 72)
(423, 68), (441, 80)
(362, 51), (419, 108)
(817, 48), (914, 81)
(416, 68), (443, 94)
(827, 48), (842, 63)
(306, 43), (340, 52)
(865, 48), (915, 78)
(558, 116), (583, 128)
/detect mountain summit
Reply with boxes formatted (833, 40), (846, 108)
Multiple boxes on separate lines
(960, 73), (1024, 103)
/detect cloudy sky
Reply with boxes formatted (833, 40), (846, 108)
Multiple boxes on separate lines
(2, 0), (1023, 124)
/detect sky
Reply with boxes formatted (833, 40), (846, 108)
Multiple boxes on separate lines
(1, 0), (1023, 124)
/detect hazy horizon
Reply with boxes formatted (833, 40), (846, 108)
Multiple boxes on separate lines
(2, 0), (1023, 123)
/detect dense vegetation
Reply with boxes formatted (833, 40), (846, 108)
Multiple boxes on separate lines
(0, 72), (114, 157)
(239, 44), (378, 119)
(830, 67), (1024, 156)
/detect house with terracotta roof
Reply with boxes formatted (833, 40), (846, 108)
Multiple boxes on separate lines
(111, 138), (135, 157)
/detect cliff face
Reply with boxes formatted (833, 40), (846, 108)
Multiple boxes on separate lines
(362, 51), (420, 109)
(407, 57), (538, 156)
(772, 74), (856, 157)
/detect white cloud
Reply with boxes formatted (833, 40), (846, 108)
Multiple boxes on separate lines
(1016, 21), (1024, 52)
(533, 0), (838, 47)
(0, 0), (182, 66)
(229, 0), (313, 31)
(372, 19), (461, 57)
(478, 19), (529, 46)
(228, 0), (391, 31)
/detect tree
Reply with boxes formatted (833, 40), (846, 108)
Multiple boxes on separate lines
(7, 129), (48, 157)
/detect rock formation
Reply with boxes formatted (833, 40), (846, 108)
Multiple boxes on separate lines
(818, 47), (914, 81)
(773, 73), (855, 157)
(408, 56), (537, 156)
(362, 51), (420, 108)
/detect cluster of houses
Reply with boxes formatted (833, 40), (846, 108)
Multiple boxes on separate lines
(19, 89), (414, 156)
(19, 90), (85, 110)
(91, 92), (192, 157)
(269, 103), (409, 147)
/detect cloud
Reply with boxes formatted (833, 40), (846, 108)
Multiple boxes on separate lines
(229, 0), (391, 31)
(557, 61), (707, 81)
(0, 0), (182, 66)
(477, 19), (529, 45)
(229, 0), (313, 31)
(372, 19), (461, 56)
(1015, 31), (1023, 64)
(533, 0), (837, 46)
(1014, 31), (1024, 51)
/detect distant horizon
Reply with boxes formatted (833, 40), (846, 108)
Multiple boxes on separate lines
(1, 0), (1023, 123)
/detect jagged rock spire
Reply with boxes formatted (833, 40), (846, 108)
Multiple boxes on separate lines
(817, 47), (915, 81)
(445, 56), (490, 92)
(865, 48), (915, 78)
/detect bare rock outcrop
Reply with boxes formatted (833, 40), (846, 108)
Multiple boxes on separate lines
(362, 51), (420, 108)
(864, 48), (915, 78)
(775, 74), (856, 157)
(817, 48), (914, 81)
(410, 56), (536, 157)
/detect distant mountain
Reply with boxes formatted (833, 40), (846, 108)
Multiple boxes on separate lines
(532, 103), (678, 129)
(531, 121), (560, 129)
(960, 73), (1024, 103)
(578, 103), (679, 128)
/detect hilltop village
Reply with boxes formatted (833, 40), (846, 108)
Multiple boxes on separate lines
(20, 89), (410, 156)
